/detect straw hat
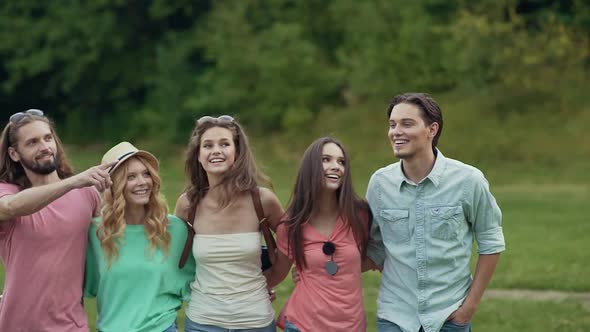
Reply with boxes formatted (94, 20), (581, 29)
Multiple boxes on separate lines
(101, 142), (159, 174)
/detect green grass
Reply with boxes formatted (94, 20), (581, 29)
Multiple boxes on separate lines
(473, 298), (590, 331)
(490, 185), (590, 291)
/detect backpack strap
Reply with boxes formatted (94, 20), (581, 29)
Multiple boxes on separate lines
(178, 188), (277, 268)
(178, 202), (196, 268)
(251, 188), (277, 264)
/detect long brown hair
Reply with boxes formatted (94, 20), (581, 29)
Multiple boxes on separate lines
(0, 114), (73, 189)
(98, 156), (170, 266)
(285, 137), (370, 269)
(183, 116), (270, 212)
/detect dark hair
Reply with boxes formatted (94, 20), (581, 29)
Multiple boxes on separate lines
(183, 116), (270, 212)
(0, 114), (74, 189)
(387, 92), (443, 148)
(284, 137), (370, 269)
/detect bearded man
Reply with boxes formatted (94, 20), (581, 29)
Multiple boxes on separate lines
(0, 109), (114, 332)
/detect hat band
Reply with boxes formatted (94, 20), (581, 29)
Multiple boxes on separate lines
(108, 151), (135, 174)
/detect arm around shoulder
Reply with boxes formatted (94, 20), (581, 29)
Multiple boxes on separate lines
(259, 187), (284, 231)
(174, 193), (190, 222)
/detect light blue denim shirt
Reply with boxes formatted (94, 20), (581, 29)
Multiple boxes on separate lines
(367, 150), (505, 332)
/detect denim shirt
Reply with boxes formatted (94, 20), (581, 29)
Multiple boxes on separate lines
(366, 150), (505, 332)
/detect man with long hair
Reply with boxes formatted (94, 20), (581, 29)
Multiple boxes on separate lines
(0, 109), (114, 331)
(367, 93), (505, 332)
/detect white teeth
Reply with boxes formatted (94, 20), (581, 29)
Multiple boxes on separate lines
(133, 189), (149, 195)
(326, 174), (340, 179)
(394, 140), (408, 144)
(210, 158), (224, 163)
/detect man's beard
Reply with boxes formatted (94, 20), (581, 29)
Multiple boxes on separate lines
(20, 153), (59, 175)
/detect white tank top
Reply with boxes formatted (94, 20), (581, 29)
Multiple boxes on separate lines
(186, 232), (274, 328)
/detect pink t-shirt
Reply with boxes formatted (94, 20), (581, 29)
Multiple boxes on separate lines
(0, 182), (100, 332)
(276, 216), (367, 332)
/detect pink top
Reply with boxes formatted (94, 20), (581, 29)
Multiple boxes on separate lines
(0, 183), (100, 332)
(276, 216), (367, 332)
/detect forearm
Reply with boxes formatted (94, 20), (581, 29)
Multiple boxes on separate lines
(361, 256), (381, 273)
(0, 177), (77, 220)
(264, 252), (292, 288)
(463, 253), (501, 310)
(264, 266), (289, 288)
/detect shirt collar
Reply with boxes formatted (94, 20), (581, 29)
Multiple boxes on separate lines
(395, 148), (447, 190)
(426, 148), (446, 187)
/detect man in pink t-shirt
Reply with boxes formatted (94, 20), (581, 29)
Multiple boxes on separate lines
(0, 110), (114, 332)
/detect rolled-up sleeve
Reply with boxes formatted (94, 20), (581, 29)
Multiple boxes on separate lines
(467, 171), (505, 254)
(366, 175), (385, 266)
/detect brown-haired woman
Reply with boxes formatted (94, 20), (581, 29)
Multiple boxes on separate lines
(264, 137), (376, 332)
(175, 116), (283, 332)
(84, 142), (195, 332)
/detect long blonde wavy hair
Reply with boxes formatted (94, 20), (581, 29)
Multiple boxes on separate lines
(97, 155), (170, 266)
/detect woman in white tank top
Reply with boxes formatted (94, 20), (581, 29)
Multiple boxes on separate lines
(175, 115), (284, 332)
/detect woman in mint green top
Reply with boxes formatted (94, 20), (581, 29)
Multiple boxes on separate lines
(84, 142), (196, 332)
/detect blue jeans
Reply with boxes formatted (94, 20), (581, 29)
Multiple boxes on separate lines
(440, 320), (471, 332)
(377, 318), (471, 332)
(283, 320), (301, 332)
(163, 321), (178, 332)
(184, 317), (276, 332)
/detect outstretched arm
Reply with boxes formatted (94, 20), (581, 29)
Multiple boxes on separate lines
(0, 162), (115, 221)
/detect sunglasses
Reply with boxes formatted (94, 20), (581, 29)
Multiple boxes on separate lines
(9, 109), (45, 124)
(322, 241), (338, 276)
(197, 115), (235, 126)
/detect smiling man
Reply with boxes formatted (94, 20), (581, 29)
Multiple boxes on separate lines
(366, 93), (505, 332)
(0, 110), (114, 331)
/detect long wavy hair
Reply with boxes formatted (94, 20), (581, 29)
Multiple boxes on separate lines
(97, 155), (170, 266)
(284, 137), (371, 269)
(0, 114), (73, 189)
(183, 116), (270, 213)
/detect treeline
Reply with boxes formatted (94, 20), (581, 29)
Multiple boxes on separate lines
(1, 0), (588, 143)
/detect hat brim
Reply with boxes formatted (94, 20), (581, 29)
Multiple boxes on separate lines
(107, 150), (159, 174)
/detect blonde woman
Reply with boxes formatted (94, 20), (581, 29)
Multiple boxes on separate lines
(84, 142), (196, 332)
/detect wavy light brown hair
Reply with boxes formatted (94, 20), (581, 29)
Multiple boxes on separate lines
(97, 156), (170, 266)
(0, 114), (73, 188)
(285, 137), (371, 269)
(183, 116), (270, 212)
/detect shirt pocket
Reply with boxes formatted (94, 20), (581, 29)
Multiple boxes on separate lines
(380, 209), (410, 243)
(430, 205), (463, 240)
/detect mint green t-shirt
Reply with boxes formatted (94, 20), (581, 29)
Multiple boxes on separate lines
(84, 214), (195, 332)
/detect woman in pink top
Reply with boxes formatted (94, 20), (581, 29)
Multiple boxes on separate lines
(265, 137), (374, 332)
